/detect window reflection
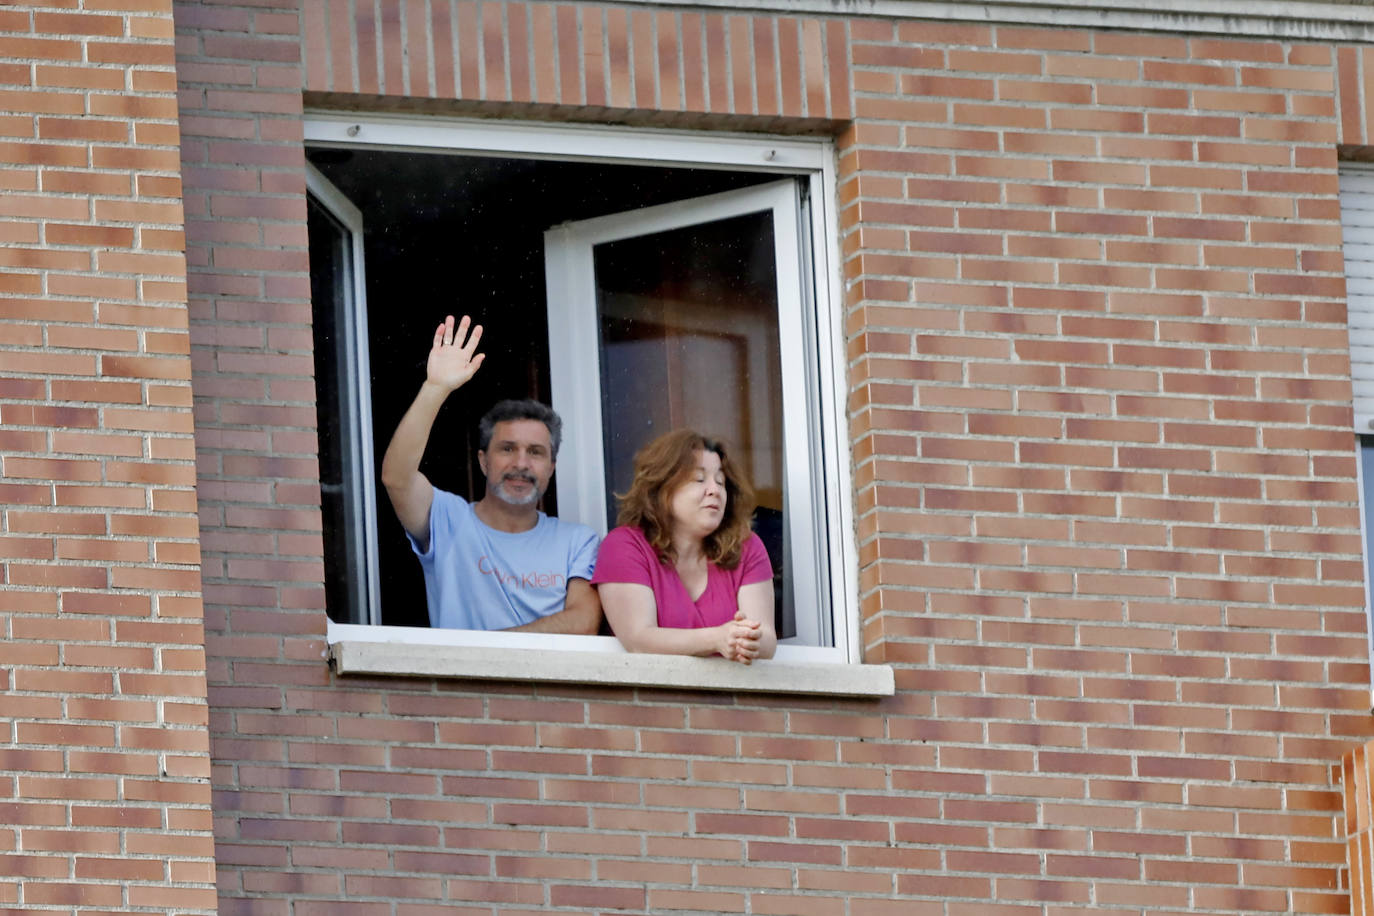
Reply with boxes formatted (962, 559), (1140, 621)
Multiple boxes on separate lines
(594, 211), (789, 636)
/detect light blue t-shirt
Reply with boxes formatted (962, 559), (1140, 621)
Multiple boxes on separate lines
(407, 487), (599, 630)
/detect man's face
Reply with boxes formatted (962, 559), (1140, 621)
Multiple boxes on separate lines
(478, 419), (555, 507)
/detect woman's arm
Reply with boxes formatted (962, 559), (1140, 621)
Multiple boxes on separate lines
(734, 579), (777, 661)
(599, 582), (760, 659)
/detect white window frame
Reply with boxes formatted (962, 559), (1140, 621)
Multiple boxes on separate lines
(305, 112), (890, 695)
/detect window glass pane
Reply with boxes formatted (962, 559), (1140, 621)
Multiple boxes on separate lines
(307, 194), (364, 625)
(592, 211), (792, 636)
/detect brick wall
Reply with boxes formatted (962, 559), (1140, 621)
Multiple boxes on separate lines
(0, 2), (217, 913)
(176, 0), (1374, 913)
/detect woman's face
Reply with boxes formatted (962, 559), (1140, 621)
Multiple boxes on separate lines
(668, 449), (727, 540)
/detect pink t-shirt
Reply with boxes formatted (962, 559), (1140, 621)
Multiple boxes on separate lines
(591, 525), (773, 630)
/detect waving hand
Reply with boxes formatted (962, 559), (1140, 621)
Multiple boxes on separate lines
(427, 314), (485, 392)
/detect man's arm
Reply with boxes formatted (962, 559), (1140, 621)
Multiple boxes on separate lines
(509, 526), (602, 634)
(379, 315), (484, 551)
(508, 578), (601, 634)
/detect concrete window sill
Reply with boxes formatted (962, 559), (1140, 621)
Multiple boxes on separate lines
(327, 625), (894, 697)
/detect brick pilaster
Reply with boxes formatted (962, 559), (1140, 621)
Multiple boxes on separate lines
(0, 2), (217, 912)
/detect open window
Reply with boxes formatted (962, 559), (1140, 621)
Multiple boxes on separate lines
(307, 114), (877, 684)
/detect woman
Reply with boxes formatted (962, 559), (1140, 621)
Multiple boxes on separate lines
(592, 430), (777, 664)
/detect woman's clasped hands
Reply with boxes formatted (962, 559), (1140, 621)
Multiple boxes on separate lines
(718, 609), (764, 665)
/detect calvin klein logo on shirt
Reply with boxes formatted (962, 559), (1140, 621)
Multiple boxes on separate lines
(477, 556), (567, 589)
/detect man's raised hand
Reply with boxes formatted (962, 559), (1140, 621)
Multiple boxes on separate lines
(427, 314), (485, 392)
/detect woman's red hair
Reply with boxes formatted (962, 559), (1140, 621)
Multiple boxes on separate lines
(616, 429), (757, 568)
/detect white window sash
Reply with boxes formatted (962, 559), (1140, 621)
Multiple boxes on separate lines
(543, 179), (829, 647)
(305, 163), (382, 625)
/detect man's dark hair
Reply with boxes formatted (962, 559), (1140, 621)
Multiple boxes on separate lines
(478, 399), (563, 457)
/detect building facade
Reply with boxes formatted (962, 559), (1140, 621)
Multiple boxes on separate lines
(8, 0), (1374, 912)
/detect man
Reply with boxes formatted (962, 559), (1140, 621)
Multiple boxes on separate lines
(380, 314), (601, 633)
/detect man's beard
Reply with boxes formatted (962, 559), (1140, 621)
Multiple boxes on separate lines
(490, 472), (542, 506)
